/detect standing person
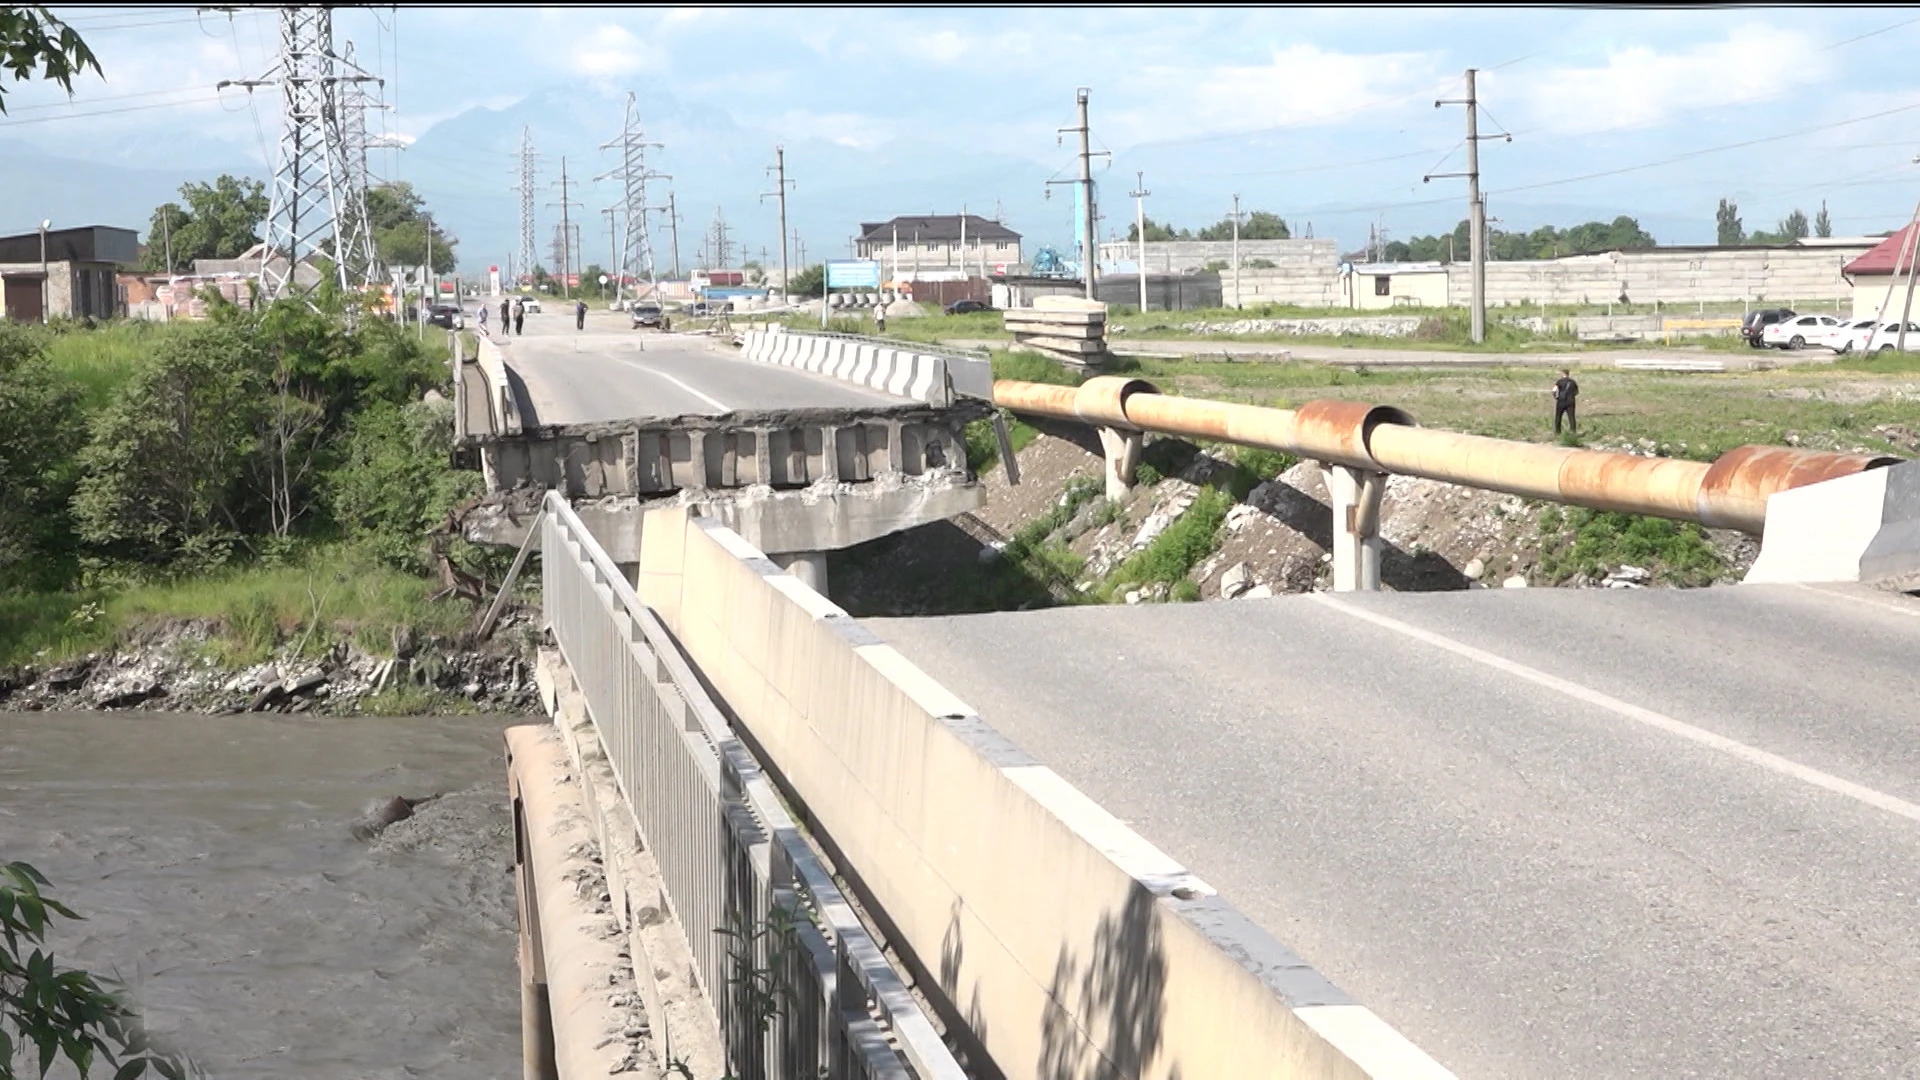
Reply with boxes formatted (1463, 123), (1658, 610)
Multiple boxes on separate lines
(513, 298), (525, 336)
(873, 299), (887, 334)
(500, 297), (510, 328)
(1552, 368), (1579, 435)
(476, 303), (489, 335)
(575, 298), (588, 330)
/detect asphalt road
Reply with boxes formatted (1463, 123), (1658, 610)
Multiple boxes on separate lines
(867, 583), (1920, 1079)
(492, 307), (909, 426)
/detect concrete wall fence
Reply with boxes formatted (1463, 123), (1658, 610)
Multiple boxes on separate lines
(636, 504), (1455, 1080)
(738, 327), (993, 407)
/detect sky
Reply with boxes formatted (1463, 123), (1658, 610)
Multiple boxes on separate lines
(6, 5), (1920, 274)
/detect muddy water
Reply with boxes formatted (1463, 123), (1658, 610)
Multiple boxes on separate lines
(0, 711), (524, 1079)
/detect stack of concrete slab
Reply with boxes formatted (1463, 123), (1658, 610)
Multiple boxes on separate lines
(1004, 297), (1111, 369)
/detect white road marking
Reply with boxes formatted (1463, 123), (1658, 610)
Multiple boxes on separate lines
(1312, 593), (1920, 826)
(1793, 582), (1920, 620)
(617, 357), (732, 412)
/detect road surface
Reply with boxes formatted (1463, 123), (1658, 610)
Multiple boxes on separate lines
(493, 307), (910, 426)
(868, 583), (1920, 1079)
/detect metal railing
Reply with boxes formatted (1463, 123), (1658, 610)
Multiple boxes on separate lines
(540, 492), (966, 1080)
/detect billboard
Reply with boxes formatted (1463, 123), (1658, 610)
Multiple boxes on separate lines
(826, 259), (882, 289)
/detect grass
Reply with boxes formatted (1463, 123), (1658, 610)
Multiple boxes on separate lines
(1102, 486), (1233, 599)
(0, 543), (473, 667)
(1534, 506), (1724, 586)
(41, 321), (171, 413)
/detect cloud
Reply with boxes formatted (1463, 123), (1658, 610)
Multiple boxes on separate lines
(905, 29), (974, 64)
(774, 110), (893, 150)
(1108, 44), (1442, 146)
(1500, 27), (1835, 136)
(572, 24), (658, 78)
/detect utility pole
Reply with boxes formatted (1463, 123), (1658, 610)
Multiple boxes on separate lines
(514, 128), (538, 288)
(1129, 171), (1150, 312)
(1230, 192), (1244, 310)
(602, 206), (619, 298)
(710, 207), (732, 269)
(220, 5), (382, 298)
(550, 156), (581, 299)
(160, 209), (173, 275)
(1051, 88), (1109, 299)
(762, 145), (793, 291)
(1430, 69), (1509, 343)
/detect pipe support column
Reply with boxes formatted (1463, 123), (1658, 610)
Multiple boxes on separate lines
(1098, 426), (1145, 501)
(1326, 464), (1387, 592)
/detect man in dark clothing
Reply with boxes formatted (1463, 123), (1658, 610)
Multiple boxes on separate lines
(1553, 368), (1579, 435)
(575, 299), (588, 330)
(512, 298), (525, 336)
(500, 298), (510, 328)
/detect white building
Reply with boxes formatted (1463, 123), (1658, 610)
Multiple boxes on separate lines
(856, 214), (1021, 281)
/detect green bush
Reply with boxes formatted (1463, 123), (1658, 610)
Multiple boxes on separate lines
(1535, 507), (1723, 585)
(327, 400), (480, 572)
(0, 323), (83, 580)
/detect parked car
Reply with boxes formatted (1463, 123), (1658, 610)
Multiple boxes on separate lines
(1740, 307), (1796, 348)
(425, 304), (465, 330)
(1839, 319), (1920, 354)
(1760, 313), (1844, 350)
(630, 301), (670, 331)
(944, 299), (990, 315)
(515, 295), (543, 314)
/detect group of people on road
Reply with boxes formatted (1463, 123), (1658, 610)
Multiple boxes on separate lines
(473, 296), (591, 336)
(478, 297), (529, 337)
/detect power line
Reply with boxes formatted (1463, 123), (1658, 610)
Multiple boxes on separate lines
(0, 93), (218, 126)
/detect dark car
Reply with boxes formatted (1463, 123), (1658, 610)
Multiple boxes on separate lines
(630, 302), (670, 331)
(1740, 307), (1796, 349)
(944, 299), (990, 315)
(425, 304), (465, 330)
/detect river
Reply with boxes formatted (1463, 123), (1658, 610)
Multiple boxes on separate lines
(0, 711), (523, 1079)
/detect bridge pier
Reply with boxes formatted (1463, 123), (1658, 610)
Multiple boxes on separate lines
(1326, 463), (1387, 592)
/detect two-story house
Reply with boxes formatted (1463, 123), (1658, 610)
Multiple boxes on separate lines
(856, 214), (1022, 278)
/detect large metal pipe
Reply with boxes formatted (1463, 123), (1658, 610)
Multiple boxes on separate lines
(992, 378), (1898, 534)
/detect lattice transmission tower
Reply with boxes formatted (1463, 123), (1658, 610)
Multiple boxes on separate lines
(514, 127), (539, 284)
(338, 40), (401, 196)
(597, 93), (667, 302)
(222, 6), (383, 298)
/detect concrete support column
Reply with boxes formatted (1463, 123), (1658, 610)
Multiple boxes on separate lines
(1098, 426), (1144, 501)
(772, 551), (829, 595)
(1325, 463), (1386, 592)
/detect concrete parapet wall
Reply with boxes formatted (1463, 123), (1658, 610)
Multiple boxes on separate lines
(636, 506), (1456, 1080)
(740, 327), (993, 407)
(1451, 247), (1869, 307)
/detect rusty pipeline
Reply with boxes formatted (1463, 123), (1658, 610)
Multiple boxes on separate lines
(992, 378), (1901, 534)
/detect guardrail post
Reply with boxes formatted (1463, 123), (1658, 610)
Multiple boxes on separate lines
(1097, 427), (1144, 501)
(1326, 464), (1386, 592)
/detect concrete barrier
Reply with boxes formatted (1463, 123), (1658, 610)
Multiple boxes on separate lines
(1747, 459), (1920, 585)
(637, 506), (1456, 1080)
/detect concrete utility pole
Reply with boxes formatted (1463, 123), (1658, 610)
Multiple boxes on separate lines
(1230, 192), (1244, 310)
(1430, 69), (1509, 343)
(1056, 88), (1107, 300)
(550, 157), (581, 299)
(650, 188), (683, 279)
(762, 145), (793, 291)
(602, 206), (619, 297)
(1130, 171), (1150, 312)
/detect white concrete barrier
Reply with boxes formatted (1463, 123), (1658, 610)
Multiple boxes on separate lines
(637, 506), (1457, 1080)
(734, 329), (987, 408)
(1747, 459), (1920, 585)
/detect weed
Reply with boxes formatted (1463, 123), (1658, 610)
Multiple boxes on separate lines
(1135, 463), (1163, 487)
(1105, 487), (1233, 595)
(991, 349), (1083, 386)
(1535, 507), (1723, 586)
(1169, 579), (1202, 602)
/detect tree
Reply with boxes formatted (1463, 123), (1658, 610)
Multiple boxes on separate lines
(0, 323), (81, 579)
(1779, 208), (1810, 241)
(365, 182), (456, 274)
(787, 263), (824, 298)
(0, 861), (190, 1080)
(0, 5), (100, 114)
(580, 263), (607, 299)
(1716, 198), (1744, 246)
(1195, 210), (1290, 242)
(1815, 201), (1833, 239)
(1125, 217), (1181, 243)
(141, 176), (268, 272)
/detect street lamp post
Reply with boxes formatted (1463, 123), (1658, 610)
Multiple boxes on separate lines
(39, 219), (50, 324)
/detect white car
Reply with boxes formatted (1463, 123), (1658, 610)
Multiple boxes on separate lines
(1760, 313), (1845, 350)
(1838, 319), (1920, 354)
(514, 295), (543, 314)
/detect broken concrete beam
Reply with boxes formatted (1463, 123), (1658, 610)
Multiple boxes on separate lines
(1004, 319), (1107, 340)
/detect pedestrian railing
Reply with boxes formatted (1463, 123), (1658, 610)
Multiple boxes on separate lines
(540, 491), (965, 1080)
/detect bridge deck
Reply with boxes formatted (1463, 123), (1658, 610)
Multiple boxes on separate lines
(495, 313), (913, 428)
(867, 584), (1920, 1079)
